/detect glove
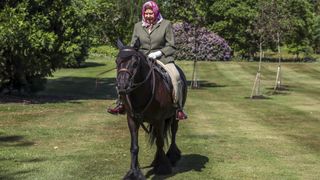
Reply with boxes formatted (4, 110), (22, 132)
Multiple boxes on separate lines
(148, 51), (163, 59)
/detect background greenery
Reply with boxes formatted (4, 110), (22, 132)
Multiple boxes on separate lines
(1, 0), (320, 93)
(0, 57), (319, 179)
(1, 1), (319, 179)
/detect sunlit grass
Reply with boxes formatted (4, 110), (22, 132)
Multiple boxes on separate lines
(0, 57), (319, 179)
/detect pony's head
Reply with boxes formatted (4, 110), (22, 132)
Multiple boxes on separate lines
(115, 39), (142, 95)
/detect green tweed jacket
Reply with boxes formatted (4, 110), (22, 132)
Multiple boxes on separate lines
(130, 19), (176, 64)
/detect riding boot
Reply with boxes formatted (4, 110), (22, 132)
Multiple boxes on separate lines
(176, 109), (187, 120)
(107, 103), (126, 115)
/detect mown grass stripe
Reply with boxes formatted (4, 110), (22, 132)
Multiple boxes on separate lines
(1, 58), (319, 179)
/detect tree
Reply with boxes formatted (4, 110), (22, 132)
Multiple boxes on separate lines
(90, 0), (145, 45)
(249, 0), (275, 98)
(313, 15), (320, 53)
(158, 0), (209, 25)
(207, 0), (258, 57)
(265, 0), (291, 91)
(286, 0), (314, 58)
(0, 0), (92, 93)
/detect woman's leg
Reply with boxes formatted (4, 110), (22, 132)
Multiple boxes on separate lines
(162, 62), (187, 120)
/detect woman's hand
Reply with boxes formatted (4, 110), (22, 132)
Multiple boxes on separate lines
(148, 51), (163, 59)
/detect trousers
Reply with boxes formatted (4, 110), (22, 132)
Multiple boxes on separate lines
(156, 60), (183, 108)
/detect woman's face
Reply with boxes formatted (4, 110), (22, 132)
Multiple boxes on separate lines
(144, 9), (155, 24)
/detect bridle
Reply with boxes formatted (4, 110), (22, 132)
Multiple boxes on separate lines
(117, 48), (156, 132)
(117, 48), (154, 94)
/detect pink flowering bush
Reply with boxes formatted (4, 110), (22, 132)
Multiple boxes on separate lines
(173, 22), (232, 61)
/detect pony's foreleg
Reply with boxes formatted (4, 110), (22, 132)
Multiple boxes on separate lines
(166, 118), (181, 166)
(123, 116), (145, 180)
(152, 122), (172, 175)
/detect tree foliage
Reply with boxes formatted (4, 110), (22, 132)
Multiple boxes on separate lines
(0, 0), (92, 93)
(90, 0), (318, 57)
(207, 0), (258, 57)
(313, 15), (320, 53)
(159, 0), (317, 57)
(286, 0), (314, 57)
(1, 0), (320, 94)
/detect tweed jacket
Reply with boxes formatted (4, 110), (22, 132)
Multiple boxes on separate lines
(130, 19), (176, 64)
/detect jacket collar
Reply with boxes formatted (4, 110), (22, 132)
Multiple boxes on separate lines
(142, 20), (162, 35)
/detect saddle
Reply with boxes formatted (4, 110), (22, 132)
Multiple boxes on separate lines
(153, 61), (173, 95)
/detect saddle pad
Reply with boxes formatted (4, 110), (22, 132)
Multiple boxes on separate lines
(154, 60), (173, 93)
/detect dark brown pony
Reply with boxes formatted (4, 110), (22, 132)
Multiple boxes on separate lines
(115, 40), (187, 180)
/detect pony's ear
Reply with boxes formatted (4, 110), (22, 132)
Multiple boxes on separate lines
(117, 38), (125, 49)
(133, 38), (140, 50)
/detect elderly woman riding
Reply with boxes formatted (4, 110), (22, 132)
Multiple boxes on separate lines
(108, 1), (187, 120)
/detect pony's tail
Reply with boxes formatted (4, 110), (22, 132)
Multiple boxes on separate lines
(147, 117), (173, 146)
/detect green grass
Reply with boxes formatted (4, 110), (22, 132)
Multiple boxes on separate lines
(1, 57), (319, 179)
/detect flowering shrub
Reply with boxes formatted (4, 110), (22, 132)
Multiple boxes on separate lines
(173, 22), (232, 61)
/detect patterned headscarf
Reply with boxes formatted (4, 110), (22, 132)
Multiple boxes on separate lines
(142, 1), (163, 27)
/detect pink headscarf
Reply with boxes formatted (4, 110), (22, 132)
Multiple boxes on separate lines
(142, 1), (163, 27)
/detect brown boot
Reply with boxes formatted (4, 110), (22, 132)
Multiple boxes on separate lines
(176, 109), (187, 120)
(107, 103), (125, 115)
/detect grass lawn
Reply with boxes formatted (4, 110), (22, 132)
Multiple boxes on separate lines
(1, 56), (319, 179)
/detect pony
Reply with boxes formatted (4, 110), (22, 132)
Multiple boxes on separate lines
(115, 39), (187, 180)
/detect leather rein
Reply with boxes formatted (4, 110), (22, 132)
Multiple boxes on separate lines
(117, 49), (156, 133)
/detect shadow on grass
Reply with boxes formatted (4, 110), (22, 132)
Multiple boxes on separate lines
(287, 134), (320, 152)
(186, 80), (226, 89)
(251, 56), (316, 62)
(0, 135), (23, 142)
(244, 95), (272, 100)
(0, 169), (37, 180)
(0, 135), (35, 147)
(16, 158), (46, 163)
(0, 77), (118, 104)
(0, 79), (225, 104)
(145, 154), (209, 179)
(265, 85), (292, 95)
(80, 62), (106, 68)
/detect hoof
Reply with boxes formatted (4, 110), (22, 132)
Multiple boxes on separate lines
(123, 169), (146, 180)
(166, 143), (181, 166)
(152, 157), (172, 175)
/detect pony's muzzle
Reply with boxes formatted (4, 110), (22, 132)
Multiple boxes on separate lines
(117, 72), (130, 94)
(117, 82), (128, 94)
(117, 88), (127, 95)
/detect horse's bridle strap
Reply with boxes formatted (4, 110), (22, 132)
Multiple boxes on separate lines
(118, 68), (132, 76)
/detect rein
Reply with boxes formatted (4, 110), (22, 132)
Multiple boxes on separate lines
(117, 50), (156, 133)
(121, 61), (154, 94)
(125, 68), (154, 133)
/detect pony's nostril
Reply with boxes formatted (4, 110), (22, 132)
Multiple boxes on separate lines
(117, 82), (125, 89)
(118, 89), (126, 95)
(117, 80), (129, 93)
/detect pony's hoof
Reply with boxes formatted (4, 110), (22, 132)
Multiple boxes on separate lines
(123, 169), (146, 180)
(153, 156), (172, 175)
(166, 143), (181, 166)
(153, 163), (172, 175)
(152, 149), (173, 175)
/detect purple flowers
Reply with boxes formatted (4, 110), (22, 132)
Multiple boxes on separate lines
(173, 22), (232, 61)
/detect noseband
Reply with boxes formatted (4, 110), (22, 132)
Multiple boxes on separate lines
(117, 48), (154, 94)
(117, 48), (156, 133)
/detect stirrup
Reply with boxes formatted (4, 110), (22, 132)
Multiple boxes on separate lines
(107, 104), (126, 115)
(176, 109), (188, 120)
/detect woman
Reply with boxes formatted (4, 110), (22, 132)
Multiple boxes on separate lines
(108, 1), (187, 120)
